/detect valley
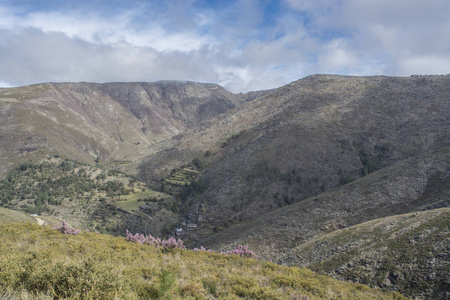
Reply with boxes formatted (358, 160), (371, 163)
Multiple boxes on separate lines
(0, 74), (449, 298)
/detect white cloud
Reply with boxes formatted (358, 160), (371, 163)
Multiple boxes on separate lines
(0, 0), (449, 93)
(391, 55), (450, 76)
(0, 81), (14, 88)
(318, 39), (357, 71)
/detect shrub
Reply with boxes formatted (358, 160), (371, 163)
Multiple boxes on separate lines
(54, 221), (81, 236)
(222, 244), (258, 258)
(125, 230), (185, 251)
(18, 257), (123, 299)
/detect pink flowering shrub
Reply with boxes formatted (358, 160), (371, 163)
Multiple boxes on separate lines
(162, 236), (185, 250)
(125, 229), (185, 251)
(125, 230), (256, 258)
(54, 221), (81, 236)
(221, 244), (257, 258)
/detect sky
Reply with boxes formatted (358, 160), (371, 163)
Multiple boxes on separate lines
(0, 0), (449, 93)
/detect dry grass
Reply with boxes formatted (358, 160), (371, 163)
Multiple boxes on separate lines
(0, 222), (407, 299)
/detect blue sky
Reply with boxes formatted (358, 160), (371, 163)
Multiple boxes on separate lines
(1, 0), (449, 92)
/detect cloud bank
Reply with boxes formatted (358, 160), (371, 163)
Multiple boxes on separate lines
(0, 0), (449, 92)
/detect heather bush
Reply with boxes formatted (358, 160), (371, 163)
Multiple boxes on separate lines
(222, 244), (258, 258)
(125, 229), (185, 251)
(54, 221), (81, 235)
(162, 236), (185, 250)
(126, 231), (256, 259)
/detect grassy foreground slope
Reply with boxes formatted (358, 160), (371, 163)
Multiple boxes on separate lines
(0, 206), (39, 224)
(0, 222), (406, 299)
(279, 208), (450, 299)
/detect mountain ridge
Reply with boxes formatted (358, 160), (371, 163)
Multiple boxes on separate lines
(0, 80), (255, 177)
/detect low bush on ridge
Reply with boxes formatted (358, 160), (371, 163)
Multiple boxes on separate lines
(125, 229), (185, 251)
(53, 221), (81, 235)
(126, 229), (257, 258)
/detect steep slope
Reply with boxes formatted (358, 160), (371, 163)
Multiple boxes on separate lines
(278, 207), (450, 300)
(199, 149), (450, 254)
(0, 81), (246, 177)
(137, 75), (450, 240)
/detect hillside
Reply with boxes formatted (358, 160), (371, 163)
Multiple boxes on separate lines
(0, 206), (37, 224)
(137, 75), (450, 245)
(279, 207), (450, 300)
(198, 149), (450, 254)
(0, 81), (250, 177)
(0, 158), (179, 236)
(0, 221), (406, 299)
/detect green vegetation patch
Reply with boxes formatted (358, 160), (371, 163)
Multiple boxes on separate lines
(114, 199), (141, 211)
(128, 190), (167, 201)
(0, 158), (173, 234)
(115, 190), (166, 211)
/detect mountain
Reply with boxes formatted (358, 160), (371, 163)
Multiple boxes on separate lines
(1, 74), (449, 299)
(135, 75), (450, 298)
(0, 81), (250, 177)
(137, 75), (449, 241)
(197, 148), (450, 253)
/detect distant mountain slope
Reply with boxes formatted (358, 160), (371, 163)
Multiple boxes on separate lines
(278, 207), (450, 300)
(137, 75), (450, 244)
(199, 149), (449, 254)
(0, 81), (247, 176)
